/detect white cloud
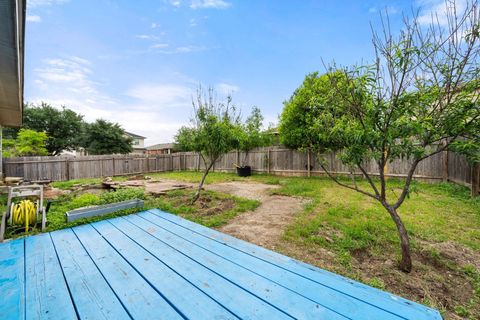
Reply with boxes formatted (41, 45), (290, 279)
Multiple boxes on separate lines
(417, 0), (467, 26)
(126, 84), (192, 106)
(150, 43), (169, 49)
(190, 0), (231, 9)
(136, 34), (157, 40)
(153, 45), (207, 54)
(216, 83), (239, 94)
(26, 15), (42, 22)
(368, 5), (399, 15)
(28, 0), (69, 8)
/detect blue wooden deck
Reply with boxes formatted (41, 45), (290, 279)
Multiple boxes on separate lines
(0, 209), (442, 319)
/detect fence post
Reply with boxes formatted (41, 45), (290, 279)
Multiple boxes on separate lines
(267, 149), (271, 174)
(65, 159), (70, 180)
(472, 163), (480, 197)
(442, 146), (449, 182)
(307, 149), (311, 177)
(112, 158), (116, 176)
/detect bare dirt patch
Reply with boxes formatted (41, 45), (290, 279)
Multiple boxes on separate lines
(206, 182), (307, 249)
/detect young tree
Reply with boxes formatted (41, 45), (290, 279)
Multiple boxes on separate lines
(23, 102), (85, 155)
(279, 1), (480, 272)
(81, 120), (133, 155)
(175, 87), (239, 203)
(236, 106), (272, 166)
(3, 129), (49, 157)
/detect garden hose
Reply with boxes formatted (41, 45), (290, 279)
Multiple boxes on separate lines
(11, 200), (37, 233)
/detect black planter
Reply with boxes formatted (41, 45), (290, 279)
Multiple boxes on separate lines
(236, 166), (251, 177)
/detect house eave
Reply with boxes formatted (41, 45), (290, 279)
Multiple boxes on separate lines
(0, 0), (26, 128)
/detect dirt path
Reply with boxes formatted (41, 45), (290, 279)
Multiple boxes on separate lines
(206, 182), (306, 249)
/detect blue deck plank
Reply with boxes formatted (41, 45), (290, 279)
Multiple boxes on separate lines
(72, 224), (183, 320)
(50, 229), (131, 320)
(102, 217), (294, 320)
(24, 233), (77, 320)
(0, 239), (25, 320)
(135, 211), (405, 320)
(149, 209), (442, 320)
(90, 219), (237, 320)
(123, 213), (354, 319)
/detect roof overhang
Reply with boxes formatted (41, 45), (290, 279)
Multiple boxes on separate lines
(0, 0), (26, 128)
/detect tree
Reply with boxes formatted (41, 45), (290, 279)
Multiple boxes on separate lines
(3, 129), (48, 157)
(23, 102), (85, 155)
(236, 106), (272, 166)
(279, 1), (480, 272)
(175, 87), (240, 203)
(81, 119), (133, 155)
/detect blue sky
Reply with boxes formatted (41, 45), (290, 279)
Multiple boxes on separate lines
(25, 0), (450, 145)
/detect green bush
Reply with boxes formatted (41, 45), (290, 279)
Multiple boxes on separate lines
(99, 188), (145, 204)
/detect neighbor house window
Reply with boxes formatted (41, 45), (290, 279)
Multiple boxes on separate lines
(132, 139), (140, 145)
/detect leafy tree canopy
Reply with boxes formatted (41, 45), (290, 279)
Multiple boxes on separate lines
(3, 129), (48, 157)
(23, 102), (84, 155)
(236, 106), (272, 165)
(81, 119), (133, 155)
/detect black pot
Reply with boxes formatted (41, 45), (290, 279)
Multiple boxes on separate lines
(236, 166), (251, 177)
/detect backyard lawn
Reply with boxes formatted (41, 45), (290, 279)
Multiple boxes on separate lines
(1, 171), (479, 319)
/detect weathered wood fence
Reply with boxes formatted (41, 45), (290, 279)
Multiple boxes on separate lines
(3, 148), (479, 195)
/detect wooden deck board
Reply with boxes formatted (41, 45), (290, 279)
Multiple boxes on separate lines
(91, 219), (237, 320)
(24, 233), (77, 320)
(72, 224), (182, 320)
(0, 239), (25, 320)
(107, 216), (293, 320)
(0, 209), (443, 320)
(50, 229), (130, 320)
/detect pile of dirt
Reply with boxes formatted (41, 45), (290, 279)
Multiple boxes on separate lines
(43, 187), (71, 199)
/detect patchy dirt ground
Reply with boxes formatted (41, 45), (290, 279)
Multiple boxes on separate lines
(206, 182), (307, 249)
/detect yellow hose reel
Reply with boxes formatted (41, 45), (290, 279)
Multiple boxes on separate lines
(11, 200), (38, 232)
(0, 185), (47, 241)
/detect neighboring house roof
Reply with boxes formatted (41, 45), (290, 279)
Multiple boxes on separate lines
(0, 0), (26, 128)
(146, 143), (175, 150)
(125, 131), (146, 139)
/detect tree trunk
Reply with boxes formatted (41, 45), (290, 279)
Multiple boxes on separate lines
(385, 204), (412, 272)
(191, 162), (213, 204)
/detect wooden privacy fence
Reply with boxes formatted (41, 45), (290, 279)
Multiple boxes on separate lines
(3, 148), (479, 195)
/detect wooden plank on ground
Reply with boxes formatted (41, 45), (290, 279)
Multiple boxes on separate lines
(0, 239), (25, 320)
(149, 209), (442, 320)
(50, 229), (130, 320)
(24, 233), (77, 320)
(72, 224), (182, 320)
(90, 219), (237, 320)
(108, 216), (293, 320)
(136, 211), (401, 320)
(125, 214), (350, 319)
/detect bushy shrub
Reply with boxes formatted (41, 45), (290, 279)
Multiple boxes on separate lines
(99, 188), (145, 204)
